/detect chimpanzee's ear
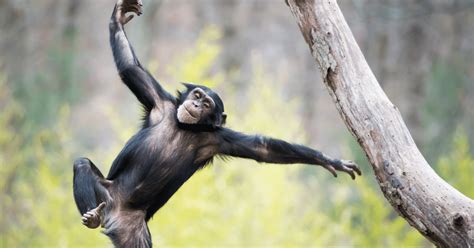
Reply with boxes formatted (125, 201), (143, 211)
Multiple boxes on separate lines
(221, 113), (227, 126)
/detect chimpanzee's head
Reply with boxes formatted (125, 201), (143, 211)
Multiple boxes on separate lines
(176, 83), (226, 129)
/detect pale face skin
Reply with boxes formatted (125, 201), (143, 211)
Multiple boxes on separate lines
(177, 88), (217, 124)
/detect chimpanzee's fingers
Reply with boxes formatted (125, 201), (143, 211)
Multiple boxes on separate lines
(124, 6), (142, 16)
(345, 167), (356, 180)
(323, 165), (337, 178)
(340, 160), (362, 177)
(345, 161), (361, 175)
(352, 164), (362, 176)
(124, 15), (134, 24)
(134, 0), (143, 7)
(132, 5), (143, 15)
(122, 1), (143, 15)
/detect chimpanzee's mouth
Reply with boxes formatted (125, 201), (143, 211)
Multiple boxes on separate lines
(184, 106), (198, 119)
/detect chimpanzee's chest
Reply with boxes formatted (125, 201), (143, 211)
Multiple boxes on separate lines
(144, 121), (216, 167)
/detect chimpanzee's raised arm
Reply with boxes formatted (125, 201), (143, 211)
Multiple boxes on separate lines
(109, 2), (174, 113)
(217, 128), (361, 179)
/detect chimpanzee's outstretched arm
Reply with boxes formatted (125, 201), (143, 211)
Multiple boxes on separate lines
(217, 128), (361, 179)
(109, 1), (174, 112)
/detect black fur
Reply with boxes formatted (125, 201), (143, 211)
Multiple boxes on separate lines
(72, 4), (354, 248)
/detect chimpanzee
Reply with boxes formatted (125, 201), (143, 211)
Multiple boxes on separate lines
(72, 0), (361, 247)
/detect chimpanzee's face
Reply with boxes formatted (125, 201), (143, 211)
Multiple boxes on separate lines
(176, 84), (226, 127)
(177, 88), (215, 124)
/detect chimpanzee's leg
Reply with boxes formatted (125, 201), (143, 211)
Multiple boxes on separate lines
(73, 157), (111, 228)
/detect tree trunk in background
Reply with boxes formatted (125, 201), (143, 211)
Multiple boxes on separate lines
(286, 0), (474, 246)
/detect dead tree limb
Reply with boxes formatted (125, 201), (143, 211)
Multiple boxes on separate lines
(286, 0), (474, 246)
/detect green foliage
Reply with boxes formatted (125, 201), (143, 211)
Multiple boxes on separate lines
(0, 76), (26, 246)
(437, 129), (474, 198)
(342, 177), (425, 246)
(0, 94), (108, 247)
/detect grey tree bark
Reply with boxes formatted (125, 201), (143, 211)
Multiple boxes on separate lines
(285, 0), (474, 247)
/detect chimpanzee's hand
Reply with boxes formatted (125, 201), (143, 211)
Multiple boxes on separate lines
(115, 0), (143, 25)
(322, 159), (361, 180)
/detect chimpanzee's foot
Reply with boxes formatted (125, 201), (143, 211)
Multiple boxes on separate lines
(81, 202), (106, 229)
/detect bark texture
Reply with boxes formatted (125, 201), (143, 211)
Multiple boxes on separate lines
(286, 0), (474, 247)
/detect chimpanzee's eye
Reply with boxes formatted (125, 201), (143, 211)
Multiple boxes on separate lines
(203, 101), (210, 109)
(194, 92), (201, 98)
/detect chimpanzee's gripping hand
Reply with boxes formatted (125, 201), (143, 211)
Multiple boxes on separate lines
(321, 159), (362, 180)
(114, 0), (143, 25)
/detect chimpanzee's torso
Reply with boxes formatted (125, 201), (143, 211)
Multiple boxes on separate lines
(106, 105), (218, 220)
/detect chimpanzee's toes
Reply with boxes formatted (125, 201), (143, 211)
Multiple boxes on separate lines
(81, 209), (101, 229)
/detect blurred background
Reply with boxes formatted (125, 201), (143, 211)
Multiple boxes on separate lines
(1, 0), (473, 247)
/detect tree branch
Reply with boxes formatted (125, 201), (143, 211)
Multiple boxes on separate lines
(286, 0), (474, 246)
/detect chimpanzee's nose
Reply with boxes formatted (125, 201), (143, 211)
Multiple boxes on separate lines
(193, 101), (200, 108)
